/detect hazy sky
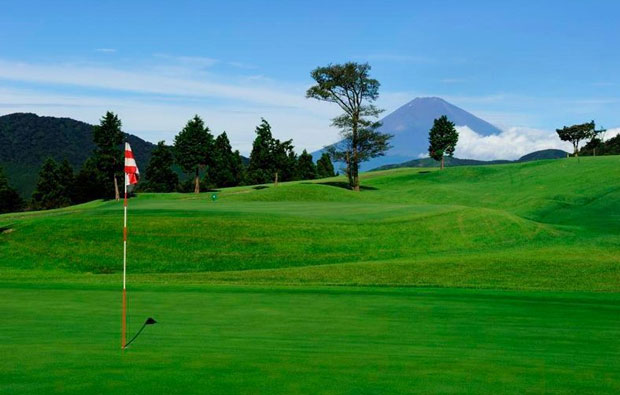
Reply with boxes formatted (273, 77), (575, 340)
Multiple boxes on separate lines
(1, 0), (618, 158)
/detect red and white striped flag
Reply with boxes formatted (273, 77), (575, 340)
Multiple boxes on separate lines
(124, 142), (139, 186)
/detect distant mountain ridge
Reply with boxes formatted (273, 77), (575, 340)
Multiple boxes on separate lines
(371, 149), (569, 171)
(313, 97), (504, 170)
(0, 113), (156, 197)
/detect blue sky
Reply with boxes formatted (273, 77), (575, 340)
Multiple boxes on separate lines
(0, 0), (618, 158)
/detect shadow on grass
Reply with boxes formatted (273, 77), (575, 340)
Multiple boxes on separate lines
(252, 186), (269, 190)
(0, 224), (14, 234)
(315, 181), (378, 191)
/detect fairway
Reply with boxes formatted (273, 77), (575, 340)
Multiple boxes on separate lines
(2, 285), (619, 394)
(1, 157), (620, 393)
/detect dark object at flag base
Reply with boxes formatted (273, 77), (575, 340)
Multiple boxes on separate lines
(123, 317), (157, 349)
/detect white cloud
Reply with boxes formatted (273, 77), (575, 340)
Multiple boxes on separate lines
(604, 128), (620, 140)
(454, 125), (572, 160)
(0, 58), (335, 115)
(95, 48), (116, 53)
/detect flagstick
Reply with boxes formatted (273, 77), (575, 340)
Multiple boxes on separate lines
(122, 180), (127, 349)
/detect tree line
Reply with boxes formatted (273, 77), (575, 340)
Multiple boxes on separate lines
(555, 120), (620, 157)
(0, 112), (336, 213)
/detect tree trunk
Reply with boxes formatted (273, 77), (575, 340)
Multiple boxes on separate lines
(441, 156), (444, 170)
(194, 168), (200, 194)
(274, 171), (278, 187)
(345, 152), (353, 189)
(114, 176), (120, 201)
(351, 116), (360, 192)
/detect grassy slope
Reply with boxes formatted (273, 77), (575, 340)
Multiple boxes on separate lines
(1, 156), (618, 291)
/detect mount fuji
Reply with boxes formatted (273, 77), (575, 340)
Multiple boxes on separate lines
(313, 97), (503, 171)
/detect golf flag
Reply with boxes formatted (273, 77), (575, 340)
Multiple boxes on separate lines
(122, 142), (139, 349)
(124, 142), (140, 186)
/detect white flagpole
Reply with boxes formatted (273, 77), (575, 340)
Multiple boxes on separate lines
(122, 174), (128, 349)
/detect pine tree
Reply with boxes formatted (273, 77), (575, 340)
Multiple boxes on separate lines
(0, 165), (23, 214)
(428, 115), (459, 170)
(57, 159), (75, 203)
(173, 115), (214, 193)
(297, 149), (317, 180)
(273, 139), (297, 183)
(210, 132), (245, 187)
(247, 119), (276, 185)
(93, 112), (124, 199)
(73, 157), (105, 204)
(32, 158), (72, 209)
(247, 119), (297, 185)
(144, 141), (178, 192)
(316, 152), (336, 178)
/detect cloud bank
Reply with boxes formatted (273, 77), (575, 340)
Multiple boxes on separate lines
(454, 126), (572, 160)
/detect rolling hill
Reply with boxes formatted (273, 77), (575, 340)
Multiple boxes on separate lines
(1, 155), (617, 290)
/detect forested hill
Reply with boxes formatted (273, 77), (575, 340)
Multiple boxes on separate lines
(0, 113), (155, 197)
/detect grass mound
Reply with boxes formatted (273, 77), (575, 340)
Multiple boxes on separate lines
(1, 156), (619, 290)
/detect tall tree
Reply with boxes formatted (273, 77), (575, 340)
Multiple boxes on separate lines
(247, 119), (276, 185)
(73, 157), (105, 204)
(247, 119), (297, 186)
(57, 159), (75, 203)
(32, 158), (72, 209)
(297, 149), (317, 180)
(0, 165), (23, 214)
(174, 115), (213, 193)
(556, 121), (595, 157)
(210, 132), (245, 187)
(428, 115), (459, 170)
(93, 111), (124, 200)
(273, 139), (297, 184)
(143, 141), (178, 192)
(307, 62), (392, 191)
(316, 152), (336, 178)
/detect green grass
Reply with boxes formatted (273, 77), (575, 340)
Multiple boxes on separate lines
(1, 156), (619, 393)
(1, 284), (619, 394)
(1, 156), (618, 290)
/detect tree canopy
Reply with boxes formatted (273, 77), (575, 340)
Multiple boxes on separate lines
(174, 115), (214, 193)
(209, 132), (245, 188)
(247, 119), (297, 185)
(556, 121), (595, 156)
(143, 141), (178, 192)
(0, 165), (23, 213)
(297, 150), (317, 180)
(428, 115), (459, 169)
(316, 152), (336, 178)
(31, 158), (73, 209)
(93, 111), (124, 199)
